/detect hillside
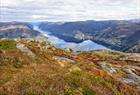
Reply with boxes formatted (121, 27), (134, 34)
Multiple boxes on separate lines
(39, 20), (140, 52)
(0, 22), (41, 39)
(0, 38), (140, 95)
(0, 21), (140, 95)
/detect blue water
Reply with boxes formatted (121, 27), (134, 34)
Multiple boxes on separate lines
(34, 26), (109, 51)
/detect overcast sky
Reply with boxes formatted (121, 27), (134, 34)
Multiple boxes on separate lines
(0, 0), (140, 21)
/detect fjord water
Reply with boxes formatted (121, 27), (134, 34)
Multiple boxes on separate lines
(33, 26), (109, 51)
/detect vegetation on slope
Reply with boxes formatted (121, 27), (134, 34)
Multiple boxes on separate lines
(39, 20), (140, 52)
(0, 39), (140, 95)
(0, 39), (17, 50)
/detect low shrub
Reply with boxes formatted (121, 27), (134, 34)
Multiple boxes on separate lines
(0, 39), (17, 50)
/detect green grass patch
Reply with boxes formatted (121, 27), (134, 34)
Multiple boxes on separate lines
(82, 87), (96, 95)
(67, 66), (83, 87)
(0, 39), (17, 50)
(91, 50), (125, 59)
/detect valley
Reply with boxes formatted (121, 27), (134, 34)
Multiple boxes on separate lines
(1, 0), (139, 94)
(39, 20), (140, 52)
(33, 26), (109, 51)
(0, 21), (140, 95)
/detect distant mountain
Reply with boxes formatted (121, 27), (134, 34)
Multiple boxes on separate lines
(0, 22), (41, 39)
(39, 20), (116, 42)
(39, 20), (140, 52)
(56, 40), (109, 51)
(0, 22), (140, 94)
(33, 26), (108, 51)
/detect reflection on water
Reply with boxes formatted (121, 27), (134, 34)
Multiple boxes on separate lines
(34, 26), (109, 51)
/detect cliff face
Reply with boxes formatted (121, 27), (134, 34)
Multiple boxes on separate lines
(0, 22), (41, 39)
(39, 20), (140, 52)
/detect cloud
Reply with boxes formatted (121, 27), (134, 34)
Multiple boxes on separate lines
(0, 0), (140, 21)
(31, 15), (48, 19)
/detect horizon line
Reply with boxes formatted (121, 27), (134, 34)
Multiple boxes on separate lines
(0, 18), (140, 23)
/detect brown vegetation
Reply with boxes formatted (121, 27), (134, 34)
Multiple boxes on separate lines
(0, 39), (140, 95)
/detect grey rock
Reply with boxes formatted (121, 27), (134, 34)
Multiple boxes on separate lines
(53, 56), (75, 63)
(97, 62), (116, 74)
(122, 65), (140, 84)
(16, 44), (35, 58)
(118, 77), (138, 84)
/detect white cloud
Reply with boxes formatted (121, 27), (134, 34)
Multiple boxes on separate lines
(31, 15), (48, 19)
(0, 0), (140, 21)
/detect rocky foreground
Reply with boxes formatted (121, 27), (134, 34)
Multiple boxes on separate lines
(0, 38), (140, 95)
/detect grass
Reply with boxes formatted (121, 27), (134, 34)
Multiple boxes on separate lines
(0, 39), (17, 50)
(62, 89), (75, 95)
(66, 66), (97, 95)
(91, 50), (125, 59)
(62, 87), (96, 95)
(90, 74), (123, 95)
(0, 70), (13, 85)
(82, 87), (96, 95)
(67, 66), (82, 87)
(12, 57), (30, 68)
(1, 56), (30, 68)
(0, 39), (139, 95)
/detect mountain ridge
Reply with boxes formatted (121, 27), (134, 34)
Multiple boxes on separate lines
(39, 20), (140, 52)
(0, 22), (140, 95)
(0, 22), (41, 39)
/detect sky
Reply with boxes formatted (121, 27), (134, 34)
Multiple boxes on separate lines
(0, 0), (140, 22)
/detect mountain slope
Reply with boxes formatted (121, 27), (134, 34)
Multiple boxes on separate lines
(0, 39), (140, 95)
(0, 22), (41, 39)
(1, 21), (140, 95)
(39, 20), (140, 52)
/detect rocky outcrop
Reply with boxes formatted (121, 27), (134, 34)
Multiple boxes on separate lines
(120, 53), (140, 62)
(1, 39), (140, 95)
(97, 61), (117, 74)
(53, 56), (75, 67)
(118, 65), (140, 85)
(16, 44), (35, 58)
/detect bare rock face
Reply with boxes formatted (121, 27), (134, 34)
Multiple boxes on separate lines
(120, 53), (140, 62)
(53, 56), (75, 67)
(119, 65), (140, 85)
(16, 44), (35, 58)
(97, 61), (117, 74)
